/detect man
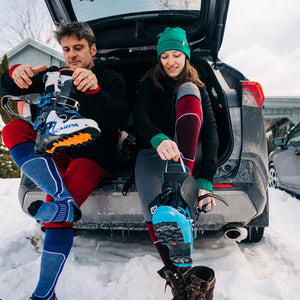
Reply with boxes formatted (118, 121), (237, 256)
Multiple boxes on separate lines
(1, 22), (129, 300)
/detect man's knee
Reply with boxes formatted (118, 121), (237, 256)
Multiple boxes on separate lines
(44, 222), (74, 229)
(2, 119), (36, 150)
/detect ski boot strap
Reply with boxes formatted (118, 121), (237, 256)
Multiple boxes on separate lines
(38, 93), (80, 112)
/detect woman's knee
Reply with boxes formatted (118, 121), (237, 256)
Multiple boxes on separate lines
(177, 82), (201, 101)
(2, 119), (36, 150)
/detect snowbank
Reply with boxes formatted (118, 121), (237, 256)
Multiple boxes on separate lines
(0, 179), (299, 299)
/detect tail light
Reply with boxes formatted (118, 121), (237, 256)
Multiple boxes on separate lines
(241, 81), (265, 108)
(213, 184), (234, 189)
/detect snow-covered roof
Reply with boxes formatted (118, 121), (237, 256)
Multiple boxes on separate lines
(5, 38), (64, 62)
(1, 38), (65, 68)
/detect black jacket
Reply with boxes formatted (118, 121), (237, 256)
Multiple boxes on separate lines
(1, 63), (129, 172)
(133, 77), (219, 182)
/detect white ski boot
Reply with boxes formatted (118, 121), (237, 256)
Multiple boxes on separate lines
(33, 68), (100, 156)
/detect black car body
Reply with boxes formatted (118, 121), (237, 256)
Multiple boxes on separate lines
(269, 123), (300, 196)
(13, 0), (269, 242)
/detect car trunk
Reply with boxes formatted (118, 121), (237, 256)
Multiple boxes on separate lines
(92, 51), (235, 172)
(69, 53), (238, 230)
(18, 54), (238, 230)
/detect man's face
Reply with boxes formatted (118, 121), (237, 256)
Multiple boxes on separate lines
(60, 35), (97, 70)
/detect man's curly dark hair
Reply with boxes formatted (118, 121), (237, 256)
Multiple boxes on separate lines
(54, 21), (96, 47)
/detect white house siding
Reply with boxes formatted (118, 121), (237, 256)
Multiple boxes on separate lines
(8, 45), (65, 68)
(5, 39), (65, 69)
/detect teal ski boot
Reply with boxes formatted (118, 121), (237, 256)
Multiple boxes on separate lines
(153, 205), (193, 267)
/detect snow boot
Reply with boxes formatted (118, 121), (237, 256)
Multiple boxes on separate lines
(182, 266), (216, 300)
(33, 68), (100, 156)
(158, 266), (191, 300)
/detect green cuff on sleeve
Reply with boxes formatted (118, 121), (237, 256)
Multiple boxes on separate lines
(150, 133), (171, 150)
(196, 178), (213, 193)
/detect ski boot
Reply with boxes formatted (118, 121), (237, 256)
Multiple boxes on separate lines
(182, 266), (216, 300)
(158, 266), (191, 300)
(150, 159), (197, 267)
(153, 205), (194, 267)
(33, 68), (100, 156)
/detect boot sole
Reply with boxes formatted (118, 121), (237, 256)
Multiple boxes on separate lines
(35, 128), (100, 156)
(154, 221), (192, 266)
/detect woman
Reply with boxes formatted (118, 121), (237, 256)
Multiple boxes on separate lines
(133, 27), (219, 299)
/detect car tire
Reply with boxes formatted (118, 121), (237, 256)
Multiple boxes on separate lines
(242, 227), (264, 243)
(269, 164), (279, 188)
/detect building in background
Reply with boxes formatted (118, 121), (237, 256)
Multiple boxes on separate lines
(3, 38), (65, 68)
(264, 96), (300, 137)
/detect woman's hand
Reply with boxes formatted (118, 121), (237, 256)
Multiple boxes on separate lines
(197, 189), (216, 212)
(157, 140), (181, 161)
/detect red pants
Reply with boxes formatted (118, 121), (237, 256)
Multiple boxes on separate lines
(2, 119), (108, 229)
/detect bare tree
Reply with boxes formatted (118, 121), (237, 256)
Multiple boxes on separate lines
(0, 0), (59, 54)
(157, 0), (199, 10)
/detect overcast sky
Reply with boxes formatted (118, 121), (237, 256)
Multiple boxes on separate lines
(0, 0), (299, 97)
(220, 0), (300, 97)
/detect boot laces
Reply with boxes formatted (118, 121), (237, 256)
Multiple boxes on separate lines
(186, 284), (206, 300)
(185, 275), (207, 300)
(164, 271), (186, 299)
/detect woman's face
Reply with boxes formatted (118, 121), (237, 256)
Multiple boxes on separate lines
(160, 50), (186, 79)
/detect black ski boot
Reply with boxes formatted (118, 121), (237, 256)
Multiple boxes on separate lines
(33, 68), (100, 156)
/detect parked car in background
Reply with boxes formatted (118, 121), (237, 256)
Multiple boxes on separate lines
(269, 123), (300, 196)
(12, 0), (269, 243)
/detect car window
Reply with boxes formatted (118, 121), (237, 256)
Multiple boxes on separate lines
(287, 125), (300, 144)
(70, 0), (201, 22)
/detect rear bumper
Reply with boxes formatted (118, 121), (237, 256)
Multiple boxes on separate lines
(19, 163), (268, 231)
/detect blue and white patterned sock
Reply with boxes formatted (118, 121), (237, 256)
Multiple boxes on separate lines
(31, 228), (73, 300)
(10, 142), (81, 222)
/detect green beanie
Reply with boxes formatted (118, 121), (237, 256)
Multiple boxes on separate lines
(156, 27), (190, 59)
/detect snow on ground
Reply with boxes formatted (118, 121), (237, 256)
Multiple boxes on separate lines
(0, 178), (300, 300)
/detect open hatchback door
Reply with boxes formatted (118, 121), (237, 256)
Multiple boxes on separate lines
(45, 0), (229, 63)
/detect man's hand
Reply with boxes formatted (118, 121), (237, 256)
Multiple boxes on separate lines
(197, 189), (216, 212)
(12, 64), (47, 89)
(72, 68), (98, 92)
(157, 140), (181, 161)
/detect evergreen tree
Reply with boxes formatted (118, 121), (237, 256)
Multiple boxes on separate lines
(0, 54), (9, 75)
(0, 132), (20, 178)
(0, 54), (18, 125)
(0, 54), (20, 178)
